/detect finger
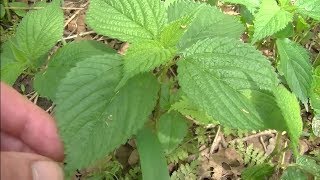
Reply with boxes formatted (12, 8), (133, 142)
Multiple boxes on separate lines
(0, 82), (64, 161)
(1, 131), (35, 153)
(1, 152), (64, 180)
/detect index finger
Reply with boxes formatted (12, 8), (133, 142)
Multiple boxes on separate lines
(0, 82), (64, 161)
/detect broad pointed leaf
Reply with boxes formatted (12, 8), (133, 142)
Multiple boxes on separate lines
(136, 127), (170, 180)
(276, 38), (313, 104)
(156, 111), (188, 153)
(253, 0), (293, 42)
(274, 85), (303, 156)
(281, 166), (308, 180)
(34, 41), (115, 101)
(123, 40), (175, 81)
(86, 0), (166, 42)
(168, 0), (244, 50)
(55, 55), (159, 173)
(178, 37), (279, 130)
(310, 66), (320, 114)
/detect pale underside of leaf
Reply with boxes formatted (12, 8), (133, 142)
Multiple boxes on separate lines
(253, 0), (293, 43)
(34, 41), (115, 101)
(55, 55), (159, 173)
(86, 0), (166, 42)
(276, 38), (313, 104)
(178, 37), (279, 130)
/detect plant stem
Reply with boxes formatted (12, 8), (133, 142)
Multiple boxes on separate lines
(3, 0), (11, 21)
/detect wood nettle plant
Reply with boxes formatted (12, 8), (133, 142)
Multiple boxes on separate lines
(0, 0), (319, 179)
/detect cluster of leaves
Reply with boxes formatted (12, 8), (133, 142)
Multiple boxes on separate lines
(0, 0), (319, 179)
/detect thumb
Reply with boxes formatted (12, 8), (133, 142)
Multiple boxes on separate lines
(1, 152), (64, 180)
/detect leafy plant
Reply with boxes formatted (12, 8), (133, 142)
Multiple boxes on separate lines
(0, 0), (319, 179)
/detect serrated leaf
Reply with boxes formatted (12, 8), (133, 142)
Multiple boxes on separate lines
(0, 3), (63, 85)
(34, 41), (115, 101)
(13, 2), (63, 64)
(9, 2), (28, 17)
(0, 62), (25, 85)
(241, 163), (274, 180)
(295, 0), (320, 21)
(171, 97), (216, 125)
(157, 111), (188, 153)
(310, 66), (320, 114)
(122, 40), (175, 82)
(178, 37), (279, 130)
(55, 55), (159, 173)
(136, 127), (170, 180)
(222, 0), (260, 13)
(274, 85), (303, 156)
(296, 156), (320, 176)
(253, 0), (293, 43)
(276, 38), (313, 104)
(86, 0), (166, 42)
(274, 23), (294, 38)
(281, 166), (308, 180)
(168, 0), (244, 50)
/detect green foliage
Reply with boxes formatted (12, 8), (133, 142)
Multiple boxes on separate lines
(0, 2), (63, 85)
(9, 2), (28, 17)
(274, 85), (303, 156)
(171, 161), (198, 180)
(86, 0), (166, 42)
(178, 37), (279, 130)
(241, 163), (274, 180)
(234, 143), (268, 166)
(276, 38), (313, 104)
(0, 4), (5, 18)
(121, 166), (142, 180)
(253, 0), (293, 42)
(136, 127), (170, 180)
(171, 96), (216, 125)
(222, 0), (260, 13)
(34, 41), (115, 101)
(157, 111), (188, 153)
(281, 166), (308, 180)
(296, 156), (320, 177)
(55, 55), (159, 173)
(295, 0), (320, 21)
(311, 67), (320, 114)
(168, 0), (244, 50)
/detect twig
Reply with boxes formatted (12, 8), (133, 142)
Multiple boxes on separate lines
(62, 31), (95, 40)
(210, 125), (221, 154)
(33, 94), (39, 104)
(260, 136), (267, 152)
(230, 130), (277, 144)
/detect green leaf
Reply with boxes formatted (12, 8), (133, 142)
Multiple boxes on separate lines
(34, 41), (115, 101)
(310, 66), (320, 114)
(136, 127), (170, 180)
(241, 163), (274, 180)
(9, 2), (28, 17)
(168, 0), (244, 50)
(253, 0), (293, 43)
(123, 40), (175, 82)
(276, 38), (313, 104)
(274, 85), (303, 156)
(55, 55), (159, 173)
(296, 156), (320, 176)
(156, 111), (188, 153)
(281, 166), (308, 180)
(274, 23), (294, 38)
(295, 0), (320, 21)
(0, 62), (25, 85)
(0, 4), (5, 18)
(86, 0), (166, 42)
(222, 0), (260, 13)
(13, 2), (63, 64)
(171, 97), (217, 125)
(178, 37), (279, 130)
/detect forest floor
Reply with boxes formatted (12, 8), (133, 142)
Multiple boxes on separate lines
(1, 0), (319, 179)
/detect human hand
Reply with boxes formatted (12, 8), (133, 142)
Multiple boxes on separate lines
(1, 82), (64, 180)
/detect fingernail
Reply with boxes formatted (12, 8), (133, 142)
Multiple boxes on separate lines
(32, 161), (64, 180)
